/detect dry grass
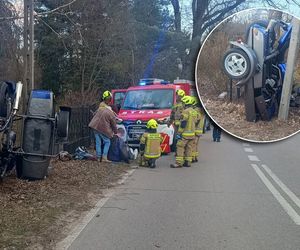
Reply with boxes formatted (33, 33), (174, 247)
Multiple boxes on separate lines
(204, 97), (300, 141)
(0, 159), (130, 249)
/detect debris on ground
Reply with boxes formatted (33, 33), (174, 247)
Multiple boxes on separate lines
(0, 158), (130, 249)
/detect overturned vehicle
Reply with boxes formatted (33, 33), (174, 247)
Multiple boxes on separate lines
(222, 19), (300, 122)
(0, 81), (70, 181)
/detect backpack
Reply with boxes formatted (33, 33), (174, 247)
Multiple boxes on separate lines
(108, 137), (130, 163)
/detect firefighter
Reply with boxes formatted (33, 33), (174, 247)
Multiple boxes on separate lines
(191, 97), (205, 163)
(170, 96), (199, 168)
(99, 90), (112, 110)
(99, 90), (121, 119)
(168, 89), (186, 151)
(139, 119), (163, 168)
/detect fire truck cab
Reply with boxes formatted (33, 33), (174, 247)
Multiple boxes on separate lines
(115, 78), (196, 148)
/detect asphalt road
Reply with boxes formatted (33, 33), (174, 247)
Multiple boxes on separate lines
(67, 131), (300, 250)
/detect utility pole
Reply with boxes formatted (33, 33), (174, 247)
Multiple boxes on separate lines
(23, 0), (34, 100)
(278, 17), (300, 120)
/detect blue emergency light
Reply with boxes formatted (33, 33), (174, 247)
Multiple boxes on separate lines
(138, 78), (170, 86)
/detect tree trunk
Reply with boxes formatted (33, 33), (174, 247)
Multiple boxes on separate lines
(171, 0), (181, 32)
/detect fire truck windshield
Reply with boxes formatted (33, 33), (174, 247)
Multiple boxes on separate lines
(122, 89), (174, 110)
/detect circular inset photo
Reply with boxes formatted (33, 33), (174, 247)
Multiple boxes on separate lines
(196, 8), (300, 142)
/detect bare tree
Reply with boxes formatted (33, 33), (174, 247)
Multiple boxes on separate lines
(170, 0), (181, 32)
(171, 0), (300, 79)
(0, 1), (23, 81)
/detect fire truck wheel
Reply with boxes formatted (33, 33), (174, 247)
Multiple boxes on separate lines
(57, 110), (70, 138)
(0, 82), (9, 118)
(223, 48), (251, 80)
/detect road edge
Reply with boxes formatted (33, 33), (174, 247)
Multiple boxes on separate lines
(55, 168), (136, 250)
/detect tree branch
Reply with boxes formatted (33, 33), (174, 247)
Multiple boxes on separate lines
(35, 0), (78, 16)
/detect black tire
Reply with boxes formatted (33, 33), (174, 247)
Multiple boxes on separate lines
(57, 110), (70, 138)
(223, 48), (251, 80)
(245, 20), (276, 48)
(0, 82), (9, 118)
(245, 20), (268, 42)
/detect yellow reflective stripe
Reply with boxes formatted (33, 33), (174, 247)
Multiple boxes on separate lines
(195, 129), (203, 136)
(182, 132), (195, 136)
(176, 157), (184, 164)
(148, 134), (161, 139)
(161, 134), (167, 143)
(185, 157), (193, 162)
(144, 153), (161, 158)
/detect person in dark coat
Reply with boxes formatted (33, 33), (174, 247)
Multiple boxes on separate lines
(212, 120), (222, 142)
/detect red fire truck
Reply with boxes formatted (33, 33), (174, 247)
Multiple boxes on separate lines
(113, 78), (196, 147)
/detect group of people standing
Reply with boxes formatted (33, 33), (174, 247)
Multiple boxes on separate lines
(88, 88), (221, 167)
(137, 89), (207, 169)
(168, 90), (205, 168)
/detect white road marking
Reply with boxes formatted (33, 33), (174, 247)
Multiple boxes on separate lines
(244, 147), (253, 153)
(243, 143), (250, 147)
(251, 164), (300, 225)
(248, 155), (260, 162)
(261, 164), (300, 209)
(56, 169), (136, 250)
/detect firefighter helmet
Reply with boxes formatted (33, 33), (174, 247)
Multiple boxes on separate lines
(181, 95), (193, 105)
(146, 119), (158, 129)
(176, 89), (185, 97)
(192, 96), (199, 105)
(103, 90), (112, 99)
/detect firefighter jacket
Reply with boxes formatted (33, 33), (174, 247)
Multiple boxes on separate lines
(194, 107), (205, 136)
(178, 107), (199, 139)
(170, 102), (185, 126)
(140, 132), (162, 159)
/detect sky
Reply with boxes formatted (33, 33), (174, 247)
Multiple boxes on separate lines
(177, 0), (300, 31)
(9, 0), (300, 32)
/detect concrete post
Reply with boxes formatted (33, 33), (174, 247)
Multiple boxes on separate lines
(278, 17), (300, 120)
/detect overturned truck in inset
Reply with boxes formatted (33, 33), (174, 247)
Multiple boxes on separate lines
(0, 81), (70, 181)
(222, 19), (300, 122)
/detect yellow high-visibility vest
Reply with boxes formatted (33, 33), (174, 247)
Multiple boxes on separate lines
(195, 107), (205, 136)
(140, 133), (162, 158)
(179, 107), (198, 138)
(171, 102), (184, 126)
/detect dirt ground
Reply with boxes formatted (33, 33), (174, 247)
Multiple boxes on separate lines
(0, 158), (130, 250)
(203, 97), (300, 141)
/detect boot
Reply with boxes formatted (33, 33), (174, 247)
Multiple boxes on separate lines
(102, 156), (111, 163)
(170, 163), (182, 168)
(183, 161), (191, 167)
(194, 157), (198, 163)
(149, 159), (156, 168)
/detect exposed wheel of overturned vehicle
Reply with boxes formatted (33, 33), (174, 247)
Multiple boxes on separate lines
(57, 110), (70, 138)
(223, 48), (251, 80)
(245, 20), (276, 47)
(0, 82), (13, 118)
